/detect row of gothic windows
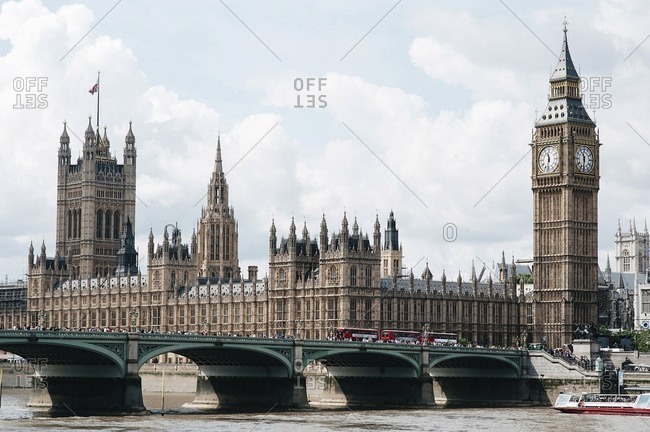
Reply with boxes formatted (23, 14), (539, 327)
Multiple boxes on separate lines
(96, 210), (121, 239)
(67, 209), (82, 239)
(349, 266), (373, 287)
(208, 224), (232, 261)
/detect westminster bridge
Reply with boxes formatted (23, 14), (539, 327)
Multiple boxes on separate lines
(0, 330), (556, 415)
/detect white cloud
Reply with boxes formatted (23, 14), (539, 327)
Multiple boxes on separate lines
(1, 0), (649, 282)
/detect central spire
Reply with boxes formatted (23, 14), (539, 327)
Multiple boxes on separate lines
(207, 134), (229, 209)
(214, 134), (223, 175)
(536, 23), (593, 127)
(550, 19), (579, 83)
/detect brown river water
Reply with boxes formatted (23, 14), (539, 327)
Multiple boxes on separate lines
(0, 389), (648, 431)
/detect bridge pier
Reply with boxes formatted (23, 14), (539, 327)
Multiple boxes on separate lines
(432, 377), (529, 407)
(27, 375), (146, 416)
(188, 375), (309, 410)
(26, 333), (146, 416)
(419, 345), (435, 406)
(187, 340), (309, 410)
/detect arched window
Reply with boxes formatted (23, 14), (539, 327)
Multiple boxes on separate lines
(623, 250), (631, 272)
(327, 266), (338, 285)
(365, 267), (372, 288)
(113, 211), (120, 239)
(68, 210), (72, 239)
(171, 271), (176, 288)
(72, 209), (77, 238)
(105, 211), (111, 239)
(349, 266), (357, 287)
(96, 210), (103, 238)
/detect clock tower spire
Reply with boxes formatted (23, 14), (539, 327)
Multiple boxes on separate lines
(531, 24), (600, 348)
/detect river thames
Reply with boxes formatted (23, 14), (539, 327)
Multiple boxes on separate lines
(1, 389), (648, 431)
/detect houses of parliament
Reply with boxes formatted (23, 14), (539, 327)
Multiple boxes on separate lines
(1, 28), (613, 349)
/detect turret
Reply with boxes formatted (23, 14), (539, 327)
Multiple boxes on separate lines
(373, 214), (381, 251)
(289, 217), (297, 252)
(341, 212), (349, 246)
(148, 228), (154, 259)
(40, 240), (46, 268)
(115, 216), (138, 276)
(320, 214), (328, 253)
(269, 219), (277, 255)
(191, 229), (197, 256)
(58, 122), (71, 171)
(28, 241), (34, 269)
(421, 262), (432, 281)
(124, 121), (136, 167)
(499, 251), (508, 283)
(510, 255), (518, 289)
(441, 269), (447, 293)
(471, 260), (478, 296)
(302, 222), (311, 256)
(384, 210), (399, 251)
(163, 226), (170, 254)
(84, 116), (95, 146)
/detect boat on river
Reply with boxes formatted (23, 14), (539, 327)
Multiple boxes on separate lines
(554, 392), (650, 415)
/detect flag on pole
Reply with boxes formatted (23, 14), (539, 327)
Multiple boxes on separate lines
(89, 82), (99, 95)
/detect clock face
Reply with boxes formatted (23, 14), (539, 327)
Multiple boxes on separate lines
(538, 146), (559, 174)
(575, 146), (594, 173)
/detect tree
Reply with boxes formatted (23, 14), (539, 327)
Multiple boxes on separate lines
(634, 330), (650, 352)
(598, 325), (612, 337)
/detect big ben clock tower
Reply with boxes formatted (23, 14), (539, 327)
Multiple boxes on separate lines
(531, 24), (599, 348)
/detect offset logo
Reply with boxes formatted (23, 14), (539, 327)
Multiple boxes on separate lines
(580, 77), (612, 110)
(9, 357), (48, 389)
(442, 223), (457, 242)
(294, 77), (327, 108)
(13, 77), (48, 109)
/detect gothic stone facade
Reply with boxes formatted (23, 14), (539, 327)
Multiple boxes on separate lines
(531, 28), (600, 348)
(22, 124), (526, 345)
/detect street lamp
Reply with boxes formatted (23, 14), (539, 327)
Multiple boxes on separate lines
(129, 308), (139, 333)
(422, 323), (430, 344)
(296, 319), (303, 340)
(37, 311), (46, 329)
(202, 318), (209, 335)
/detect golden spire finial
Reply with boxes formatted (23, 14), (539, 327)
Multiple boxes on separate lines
(563, 16), (568, 33)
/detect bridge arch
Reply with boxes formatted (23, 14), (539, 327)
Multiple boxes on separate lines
(429, 353), (521, 378)
(136, 342), (294, 377)
(302, 347), (421, 377)
(0, 333), (126, 377)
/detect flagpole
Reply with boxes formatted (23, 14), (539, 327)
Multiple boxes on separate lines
(96, 71), (100, 129)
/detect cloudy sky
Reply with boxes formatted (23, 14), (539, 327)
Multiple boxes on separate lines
(1, 0), (649, 282)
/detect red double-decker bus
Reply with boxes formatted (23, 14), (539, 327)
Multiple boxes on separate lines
(422, 332), (458, 345)
(335, 327), (379, 342)
(380, 329), (421, 343)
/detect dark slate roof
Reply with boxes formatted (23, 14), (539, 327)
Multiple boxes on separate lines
(536, 98), (594, 127)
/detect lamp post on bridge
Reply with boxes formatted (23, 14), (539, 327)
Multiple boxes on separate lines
(129, 308), (139, 333)
(37, 310), (46, 330)
(202, 318), (209, 335)
(521, 326), (530, 349)
(296, 319), (302, 340)
(422, 323), (430, 345)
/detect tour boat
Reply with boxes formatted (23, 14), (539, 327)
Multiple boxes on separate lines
(554, 392), (650, 415)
